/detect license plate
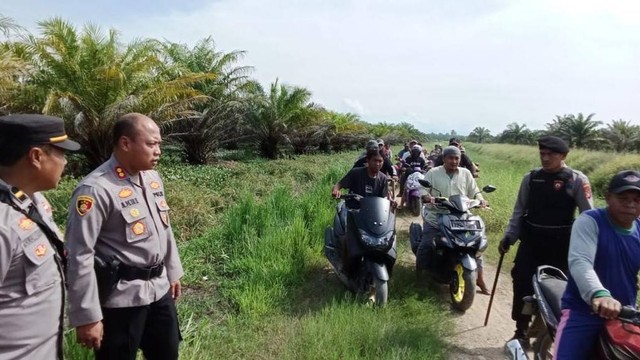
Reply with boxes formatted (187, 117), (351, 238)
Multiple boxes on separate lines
(449, 220), (480, 230)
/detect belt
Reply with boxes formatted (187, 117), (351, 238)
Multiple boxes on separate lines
(118, 262), (165, 281)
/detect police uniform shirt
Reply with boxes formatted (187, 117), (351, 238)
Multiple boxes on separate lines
(504, 166), (593, 240)
(0, 179), (63, 360)
(65, 155), (184, 327)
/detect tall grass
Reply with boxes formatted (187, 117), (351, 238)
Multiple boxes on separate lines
(54, 145), (640, 359)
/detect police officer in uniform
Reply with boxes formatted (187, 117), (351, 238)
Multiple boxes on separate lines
(65, 113), (184, 359)
(499, 135), (593, 347)
(0, 114), (80, 360)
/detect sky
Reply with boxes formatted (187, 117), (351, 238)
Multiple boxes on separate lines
(2, 0), (639, 135)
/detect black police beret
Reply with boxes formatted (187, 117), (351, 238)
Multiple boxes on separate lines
(537, 135), (568, 154)
(0, 114), (80, 151)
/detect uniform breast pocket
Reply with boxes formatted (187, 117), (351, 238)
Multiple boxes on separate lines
(20, 230), (58, 295)
(120, 208), (151, 243)
(155, 198), (171, 227)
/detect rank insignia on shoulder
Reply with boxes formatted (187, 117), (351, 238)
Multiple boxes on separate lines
(10, 187), (28, 203)
(35, 244), (47, 257)
(19, 217), (35, 230)
(150, 181), (160, 189)
(76, 195), (95, 216)
(132, 221), (146, 235)
(130, 208), (140, 217)
(119, 187), (133, 198)
(115, 167), (127, 180)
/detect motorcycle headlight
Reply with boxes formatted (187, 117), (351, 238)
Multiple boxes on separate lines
(360, 231), (391, 249)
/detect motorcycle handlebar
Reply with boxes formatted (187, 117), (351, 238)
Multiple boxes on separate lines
(619, 306), (640, 324)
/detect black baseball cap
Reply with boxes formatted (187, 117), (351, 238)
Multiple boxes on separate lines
(608, 170), (640, 194)
(0, 114), (80, 151)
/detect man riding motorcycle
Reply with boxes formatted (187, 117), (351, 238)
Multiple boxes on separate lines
(416, 146), (490, 294)
(398, 145), (427, 208)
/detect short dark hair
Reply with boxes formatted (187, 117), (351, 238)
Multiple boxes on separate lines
(112, 113), (144, 147)
(366, 149), (384, 160)
(0, 140), (32, 166)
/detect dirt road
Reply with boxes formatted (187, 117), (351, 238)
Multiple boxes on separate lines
(396, 211), (520, 360)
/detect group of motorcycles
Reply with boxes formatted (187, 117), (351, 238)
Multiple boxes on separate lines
(324, 161), (495, 310)
(322, 154), (640, 359)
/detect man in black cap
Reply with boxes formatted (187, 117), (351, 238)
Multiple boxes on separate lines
(554, 170), (640, 358)
(498, 135), (593, 348)
(0, 114), (80, 360)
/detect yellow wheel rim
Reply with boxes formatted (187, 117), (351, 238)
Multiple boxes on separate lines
(452, 263), (465, 303)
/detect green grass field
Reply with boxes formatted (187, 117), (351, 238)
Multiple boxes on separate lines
(47, 144), (640, 359)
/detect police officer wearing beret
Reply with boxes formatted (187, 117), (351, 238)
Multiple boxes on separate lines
(65, 113), (184, 359)
(0, 114), (80, 360)
(499, 135), (593, 348)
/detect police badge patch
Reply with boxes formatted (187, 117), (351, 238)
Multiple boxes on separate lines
(132, 221), (146, 235)
(118, 187), (133, 198)
(19, 217), (35, 230)
(35, 244), (47, 257)
(553, 180), (564, 191)
(76, 195), (95, 216)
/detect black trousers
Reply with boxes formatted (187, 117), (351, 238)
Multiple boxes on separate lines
(96, 292), (181, 360)
(510, 227), (571, 330)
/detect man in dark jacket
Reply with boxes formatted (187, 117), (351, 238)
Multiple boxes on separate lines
(498, 135), (593, 348)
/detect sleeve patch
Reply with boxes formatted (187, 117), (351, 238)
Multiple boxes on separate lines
(76, 195), (95, 216)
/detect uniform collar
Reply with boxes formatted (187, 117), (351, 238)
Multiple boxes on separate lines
(106, 154), (149, 184)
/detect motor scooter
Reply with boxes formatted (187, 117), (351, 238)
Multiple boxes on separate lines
(324, 194), (397, 306)
(508, 265), (640, 360)
(404, 165), (425, 216)
(409, 179), (496, 311)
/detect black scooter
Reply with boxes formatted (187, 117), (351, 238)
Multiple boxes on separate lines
(409, 180), (496, 311)
(324, 194), (397, 306)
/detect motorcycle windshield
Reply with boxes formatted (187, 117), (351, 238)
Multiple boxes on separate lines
(354, 197), (394, 236)
(446, 195), (470, 212)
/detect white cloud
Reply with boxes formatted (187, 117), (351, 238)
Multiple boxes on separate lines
(2, 0), (639, 134)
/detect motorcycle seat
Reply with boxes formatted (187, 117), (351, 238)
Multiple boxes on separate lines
(538, 276), (567, 322)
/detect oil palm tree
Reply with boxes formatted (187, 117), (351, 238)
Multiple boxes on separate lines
(245, 79), (314, 159)
(468, 127), (491, 143)
(601, 120), (640, 152)
(499, 122), (533, 144)
(548, 113), (602, 149)
(4, 18), (210, 169)
(160, 37), (253, 164)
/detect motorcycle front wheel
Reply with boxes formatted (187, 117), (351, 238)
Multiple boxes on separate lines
(368, 277), (388, 307)
(450, 263), (476, 311)
(410, 196), (421, 216)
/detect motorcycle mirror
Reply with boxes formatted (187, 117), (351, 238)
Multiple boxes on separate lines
(418, 179), (431, 188)
(482, 185), (497, 193)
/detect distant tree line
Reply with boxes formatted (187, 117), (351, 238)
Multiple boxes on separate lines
(0, 16), (428, 172)
(466, 113), (639, 152)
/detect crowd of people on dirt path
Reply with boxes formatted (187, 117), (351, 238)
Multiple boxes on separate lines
(332, 134), (640, 359)
(1, 111), (639, 360)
